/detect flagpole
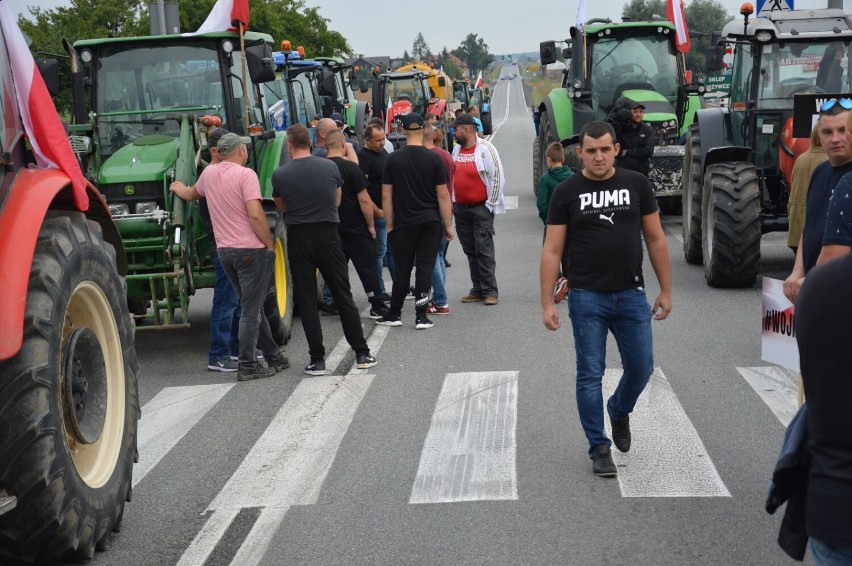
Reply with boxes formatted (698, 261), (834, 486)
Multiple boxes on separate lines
(238, 21), (251, 132)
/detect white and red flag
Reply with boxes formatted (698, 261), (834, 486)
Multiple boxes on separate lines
(576, 0), (587, 30)
(0, 2), (88, 210)
(667, 0), (691, 53)
(474, 70), (483, 89)
(194, 0), (250, 34)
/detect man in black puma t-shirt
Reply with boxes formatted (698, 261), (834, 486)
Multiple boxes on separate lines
(540, 120), (672, 478)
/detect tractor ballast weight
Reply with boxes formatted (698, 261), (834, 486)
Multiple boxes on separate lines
(533, 18), (705, 211)
(683, 5), (852, 287)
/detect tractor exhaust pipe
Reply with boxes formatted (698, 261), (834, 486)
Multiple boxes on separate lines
(63, 39), (87, 126)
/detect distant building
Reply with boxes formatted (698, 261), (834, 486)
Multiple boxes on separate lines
(345, 56), (391, 73)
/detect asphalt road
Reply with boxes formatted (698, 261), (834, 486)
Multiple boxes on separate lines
(81, 66), (806, 566)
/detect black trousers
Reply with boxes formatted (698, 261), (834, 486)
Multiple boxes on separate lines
(287, 222), (369, 361)
(388, 221), (442, 315)
(340, 231), (383, 305)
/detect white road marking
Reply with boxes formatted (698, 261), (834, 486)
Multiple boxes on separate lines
(134, 383), (235, 488)
(177, 374), (374, 566)
(348, 322), (390, 374)
(504, 195), (518, 210)
(228, 506), (290, 566)
(602, 368), (731, 498)
(736, 366), (799, 427)
(487, 80), (513, 140)
(176, 507), (240, 566)
(410, 371), (519, 504)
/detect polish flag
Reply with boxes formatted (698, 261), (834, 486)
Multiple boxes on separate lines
(667, 0), (691, 53)
(576, 0), (587, 30)
(0, 2), (88, 211)
(194, 0), (250, 34)
(474, 71), (483, 89)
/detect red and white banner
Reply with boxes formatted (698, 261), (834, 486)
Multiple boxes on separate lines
(474, 71), (483, 90)
(0, 2), (88, 211)
(576, 0), (587, 30)
(193, 0), (249, 34)
(667, 0), (691, 53)
(762, 278), (799, 371)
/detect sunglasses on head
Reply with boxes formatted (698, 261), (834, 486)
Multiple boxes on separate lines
(819, 98), (852, 112)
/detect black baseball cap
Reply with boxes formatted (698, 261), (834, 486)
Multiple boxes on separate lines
(629, 100), (646, 110)
(453, 113), (476, 128)
(402, 113), (424, 130)
(207, 128), (228, 149)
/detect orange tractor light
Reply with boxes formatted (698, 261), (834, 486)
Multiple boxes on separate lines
(740, 2), (754, 16)
(281, 40), (292, 51)
(297, 46), (305, 56)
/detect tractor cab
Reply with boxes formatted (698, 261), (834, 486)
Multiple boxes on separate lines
(372, 70), (434, 148)
(267, 46), (323, 132)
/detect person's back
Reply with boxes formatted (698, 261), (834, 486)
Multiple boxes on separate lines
(537, 142), (573, 224)
(273, 155), (340, 227)
(384, 144), (445, 228)
(796, 254), (852, 558)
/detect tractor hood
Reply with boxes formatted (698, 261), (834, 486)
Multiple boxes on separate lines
(619, 89), (677, 122)
(98, 135), (179, 184)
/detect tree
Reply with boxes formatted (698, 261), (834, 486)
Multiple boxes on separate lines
(412, 32), (429, 61)
(622, 0), (666, 21)
(452, 33), (494, 79)
(684, 0), (734, 74)
(402, 49), (411, 62)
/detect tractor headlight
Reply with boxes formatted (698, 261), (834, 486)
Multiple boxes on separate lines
(109, 203), (129, 216)
(572, 78), (584, 89)
(80, 49), (93, 64)
(756, 31), (773, 42)
(135, 201), (158, 214)
(222, 40), (235, 54)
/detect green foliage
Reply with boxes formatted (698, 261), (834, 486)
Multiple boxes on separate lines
(452, 33), (493, 80)
(412, 33), (429, 61)
(622, 0), (666, 22)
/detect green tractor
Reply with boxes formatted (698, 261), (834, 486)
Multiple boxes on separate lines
(684, 5), (852, 287)
(533, 18), (705, 211)
(314, 56), (369, 144)
(451, 79), (492, 134)
(65, 31), (293, 340)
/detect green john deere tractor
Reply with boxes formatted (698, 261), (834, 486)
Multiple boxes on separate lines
(65, 31), (293, 340)
(314, 56), (369, 144)
(533, 18), (705, 211)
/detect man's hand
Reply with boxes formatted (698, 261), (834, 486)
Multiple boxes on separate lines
(368, 225), (376, 240)
(651, 291), (672, 320)
(542, 304), (560, 330)
(783, 274), (804, 304)
(445, 224), (455, 242)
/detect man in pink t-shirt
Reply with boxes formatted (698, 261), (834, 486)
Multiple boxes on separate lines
(170, 133), (288, 381)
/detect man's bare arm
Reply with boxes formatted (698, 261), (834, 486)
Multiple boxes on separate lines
(436, 183), (454, 241)
(641, 211), (672, 320)
(382, 183), (394, 230)
(817, 244), (851, 265)
(540, 224), (566, 331)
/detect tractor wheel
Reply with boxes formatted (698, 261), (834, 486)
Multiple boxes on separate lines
(354, 102), (368, 147)
(267, 217), (293, 345)
(682, 123), (703, 264)
(481, 111), (493, 135)
(701, 162), (762, 288)
(532, 137), (541, 196)
(538, 112), (557, 178)
(0, 212), (139, 564)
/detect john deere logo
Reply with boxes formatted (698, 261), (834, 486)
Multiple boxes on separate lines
(124, 185), (135, 195)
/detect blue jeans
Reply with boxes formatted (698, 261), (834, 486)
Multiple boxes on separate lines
(209, 256), (241, 364)
(375, 216), (396, 293)
(568, 287), (654, 456)
(811, 538), (852, 566)
(431, 232), (448, 306)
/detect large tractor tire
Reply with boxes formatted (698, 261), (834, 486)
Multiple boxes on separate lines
(481, 111), (493, 135)
(701, 162), (762, 288)
(532, 137), (541, 196)
(354, 102), (368, 147)
(682, 123), (703, 264)
(267, 217), (294, 345)
(0, 212), (139, 564)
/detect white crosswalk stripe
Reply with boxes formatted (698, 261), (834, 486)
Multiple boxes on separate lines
(736, 366), (800, 426)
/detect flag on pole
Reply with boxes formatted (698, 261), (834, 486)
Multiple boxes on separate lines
(576, 0), (587, 30)
(0, 2), (88, 211)
(194, 0), (249, 34)
(474, 71), (483, 89)
(667, 0), (691, 53)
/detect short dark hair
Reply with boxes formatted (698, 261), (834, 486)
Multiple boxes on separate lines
(546, 142), (564, 163)
(579, 121), (617, 147)
(325, 129), (345, 149)
(368, 117), (385, 127)
(364, 123), (384, 140)
(286, 123), (312, 150)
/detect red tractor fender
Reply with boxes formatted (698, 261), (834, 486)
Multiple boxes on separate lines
(779, 117), (811, 191)
(429, 99), (447, 118)
(0, 168), (123, 361)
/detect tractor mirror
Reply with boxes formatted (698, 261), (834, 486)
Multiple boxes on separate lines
(245, 43), (275, 84)
(562, 46), (573, 60)
(348, 68), (357, 84)
(438, 76), (446, 87)
(36, 59), (60, 98)
(703, 44), (725, 73)
(540, 40), (557, 65)
(360, 79), (369, 93)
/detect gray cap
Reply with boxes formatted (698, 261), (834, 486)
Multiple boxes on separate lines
(217, 132), (251, 156)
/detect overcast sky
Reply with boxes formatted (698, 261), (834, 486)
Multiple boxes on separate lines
(7, 0), (849, 56)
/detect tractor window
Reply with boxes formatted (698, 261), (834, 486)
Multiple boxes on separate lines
(753, 41), (849, 109)
(0, 25), (24, 156)
(590, 33), (679, 114)
(290, 71), (320, 126)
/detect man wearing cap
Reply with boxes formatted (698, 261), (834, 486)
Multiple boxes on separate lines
(272, 124), (378, 375)
(377, 113), (454, 330)
(614, 100), (654, 177)
(452, 113), (506, 305)
(170, 133), (289, 381)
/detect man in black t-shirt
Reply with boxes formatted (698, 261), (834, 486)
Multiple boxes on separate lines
(272, 124), (377, 376)
(327, 129), (388, 320)
(376, 113), (454, 330)
(358, 124), (394, 298)
(540, 121), (672, 478)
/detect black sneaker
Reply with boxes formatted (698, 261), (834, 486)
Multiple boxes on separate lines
(405, 286), (415, 300)
(415, 314), (434, 329)
(591, 444), (617, 477)
(379, 292), (392, 302)
(376, 313), (402, 326)
(304, 360), (327, 376)
(369, 303), (389, 320)
(237, 364), (276, 382)
(608, 407), (631, 453)
(266, 352), (291, 372)
(356, 353), (377, 369)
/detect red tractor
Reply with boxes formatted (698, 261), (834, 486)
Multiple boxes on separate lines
(371, 68), (448, 148)
(0, 15), (138, 564)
